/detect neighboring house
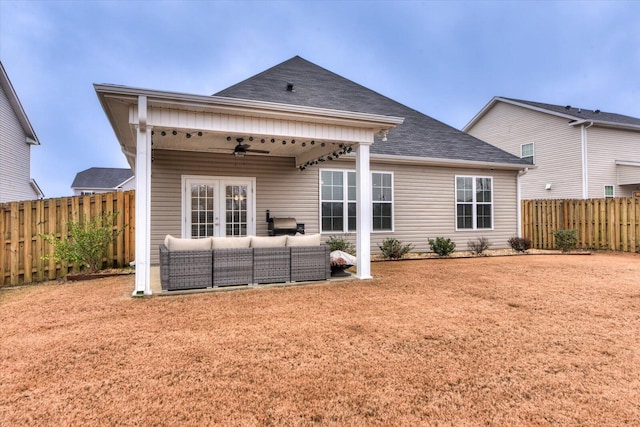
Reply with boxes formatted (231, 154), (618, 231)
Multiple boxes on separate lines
(95, 56), (529, 295)
(71, 167), (134, 195)
(0, 61), (43, 202)
(464, 97), (640, 200)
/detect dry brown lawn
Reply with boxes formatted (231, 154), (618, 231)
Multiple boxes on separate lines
(1, 253), (639, 426)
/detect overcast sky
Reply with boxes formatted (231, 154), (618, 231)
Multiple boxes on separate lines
(1, 0), (639, 198)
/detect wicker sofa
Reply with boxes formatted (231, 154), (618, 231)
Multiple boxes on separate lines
(159, 234), (330, 291)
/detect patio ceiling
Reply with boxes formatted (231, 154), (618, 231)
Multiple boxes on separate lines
(149, 129), (354, 167)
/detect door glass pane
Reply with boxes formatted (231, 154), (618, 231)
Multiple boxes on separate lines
(225, 184), (248, 236)
(190, 184), (215, 238)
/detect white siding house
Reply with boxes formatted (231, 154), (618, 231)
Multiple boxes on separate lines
(71, 167), (134, 195)
(0, 61), (43, 203)
(465, 97), (640, 200)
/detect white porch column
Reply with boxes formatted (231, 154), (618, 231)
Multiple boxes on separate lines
(133, 96), (152, 296)
(355, 142), (372, 279)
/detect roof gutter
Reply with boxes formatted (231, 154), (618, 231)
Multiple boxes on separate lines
(369, 153), (534, 171)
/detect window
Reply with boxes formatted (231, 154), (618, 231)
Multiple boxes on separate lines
(455, 176), (493, 230)
(521, 142), (534, 164)
(604, 185), (615, 198)
(320, 169), (393, 232)
(372, 172), (393, 231)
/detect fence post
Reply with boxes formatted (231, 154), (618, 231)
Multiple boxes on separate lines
(0, 205), (6, 286)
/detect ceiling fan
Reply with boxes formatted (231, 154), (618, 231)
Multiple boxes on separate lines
(232, 138), (270, 157)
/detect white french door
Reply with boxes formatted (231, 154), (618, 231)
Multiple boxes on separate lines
(182, 176), (255, 238)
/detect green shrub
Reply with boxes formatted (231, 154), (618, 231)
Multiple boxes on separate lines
(508, 236), (531, 253)
(428, 237), (456, 257)
(467, 236), (491, 256)
(325, 234), (356, 255)
(41, 212), (124, 273)
(553, 229), (578, 253)
(378, 238), (413, 260)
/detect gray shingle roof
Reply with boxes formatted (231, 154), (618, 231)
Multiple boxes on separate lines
(502, 97), (640, 127)
(72, 167), (133, 189)
(215, 56), (528, 166)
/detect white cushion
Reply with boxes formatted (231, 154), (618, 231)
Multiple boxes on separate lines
(250, 235), (287, 248)
(164, 235), (212, 251)
(212, 236), (252, 249)
(286, 233), (322, 247)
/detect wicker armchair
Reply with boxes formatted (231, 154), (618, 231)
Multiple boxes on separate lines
(253, 247), (291, 284)
(159, 245), (212, 291)
(212, 248), (253, 287)
(290, 245), (331, 282)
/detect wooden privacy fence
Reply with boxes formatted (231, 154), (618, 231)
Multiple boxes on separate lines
(0, 190), (135, 287)
(522, 197), (640, 252)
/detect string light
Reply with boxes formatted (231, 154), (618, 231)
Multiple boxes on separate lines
(153, 131), (353, 171)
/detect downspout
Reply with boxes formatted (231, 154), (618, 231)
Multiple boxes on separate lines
(581, 122), (594, 199)
(516, 167), (528, 238)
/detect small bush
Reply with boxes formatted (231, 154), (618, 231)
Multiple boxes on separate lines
(326, 234), (356, 255)
(41, 212), (124, 273)
(428, 237), (456, 257)
(553, 229), (578, 253)
(378, 238), (413, 260)
(508, 236), (532, 253)
(468, 236), (491, 256)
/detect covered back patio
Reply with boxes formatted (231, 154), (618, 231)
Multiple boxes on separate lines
(95, 85), (403, 295)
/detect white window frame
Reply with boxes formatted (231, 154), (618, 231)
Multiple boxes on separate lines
(455, 175), (494, 231)
(521, 142), (534, 164)
(181, 175), (256, 238)
(604, 185), (615, 198)
(319, 169), (394, 233)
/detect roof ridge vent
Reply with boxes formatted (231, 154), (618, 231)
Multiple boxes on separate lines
(594, 109), (600, 114)
(565, 105), (571, 110)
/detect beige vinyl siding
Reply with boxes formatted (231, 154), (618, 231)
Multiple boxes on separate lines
(616, 164), (640, 187)
(150, 150), (320, 264)
(150, 150), (518, 263)
(371, 160), (517, 254)
(0, 83), (37, 203)
(586, 126), (640, 198)
(467, 102), (583, 199)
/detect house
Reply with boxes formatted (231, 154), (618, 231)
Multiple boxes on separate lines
(95, 56), (529, 295)
(0, 61), (44, 202)
(71, 167), (134, 195)
(464, 97), (640, 200)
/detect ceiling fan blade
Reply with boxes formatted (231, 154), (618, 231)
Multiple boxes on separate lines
(246, 149), (270, 154)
